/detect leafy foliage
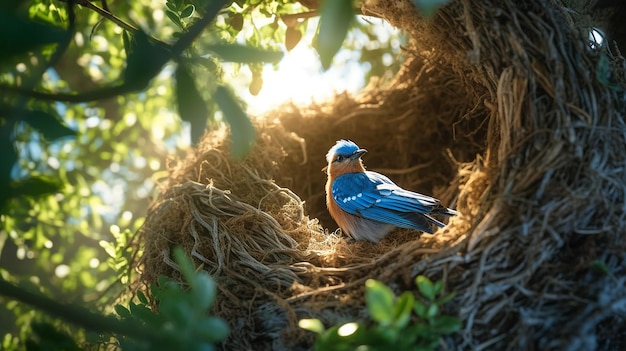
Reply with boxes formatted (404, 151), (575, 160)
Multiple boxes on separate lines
(1, 247), (227, 351)
(113, 248), (229, 351)
(0, 9), (68, 63)
(299, 276), (461, 350)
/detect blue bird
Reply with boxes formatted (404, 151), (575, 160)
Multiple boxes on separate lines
(324, 140), (458, 242)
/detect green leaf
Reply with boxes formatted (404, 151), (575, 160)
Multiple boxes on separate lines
(175, 63), (208, 144)
(123, 31), (170, 90)
(365, 279), (394, 325)
(591, 259), (610, 275)
(426, 303), (439, 319)
(165, 9), (184, 29)
(412, 0), (450, 17)
(137, 290), (149, 305)
(22, 110), (76, 141)
(213, 85), (255, 159)
(157, 275), (171, 289)
(393, 291), (414, 328)
(416, 275), (435, 301)
(316, 0), (354, 70)
(408, 324), (440, 350)
(299, 318), (325, 334)
(373, 325), (398, 344)
(436, 290), (457, 305)
(181, 4), (195, 18)
(9, 176), (62, 198)
(0, 12), (67, 63)
(413, 299), (427, 318)
(172, 246), (196, 285)
(128, 301), (158, 323)
(165, 1), (178, 12)
(433, 280), (443, 296)
(192, 272), (217, 310)
(430, 315), (462, 334)
(206, 43), (283, 63)
(114, 304), (131, 319)
(159, 298), (193, 327)
(194, 316), (229, 342)
(316, 323), (368, 349)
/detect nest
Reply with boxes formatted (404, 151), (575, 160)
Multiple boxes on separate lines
(136, 0), (626, 350)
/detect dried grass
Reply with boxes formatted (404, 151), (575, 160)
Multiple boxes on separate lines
(135, 0), (626, 350)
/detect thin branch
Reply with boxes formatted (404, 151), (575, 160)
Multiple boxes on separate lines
(63, 0), (138, 32)
(61, 0), (172, 50)
(0, 278), (158, 340)
(100, 0), (110, 12)
(0, 84), (126, 103)
(280, 7), (368, 24)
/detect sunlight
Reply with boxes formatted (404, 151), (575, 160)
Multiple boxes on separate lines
(230, 17), (401, 115)
(243, 43), (366, 114)
(337, 322), (359, 337)
(589, 27), (604, 49)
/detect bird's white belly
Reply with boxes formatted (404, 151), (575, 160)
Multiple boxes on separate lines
(341, 212), (396, 243)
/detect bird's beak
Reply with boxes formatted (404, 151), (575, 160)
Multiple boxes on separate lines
(350, 148), (367, 160)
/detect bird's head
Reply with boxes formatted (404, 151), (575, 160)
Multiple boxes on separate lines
(324, 140), (367, 177)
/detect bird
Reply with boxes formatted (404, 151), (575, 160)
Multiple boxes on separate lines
(324, 140), (458, 242)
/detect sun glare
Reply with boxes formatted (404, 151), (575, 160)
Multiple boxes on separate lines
(228, 17), (401, 115)
(243, 43), (365, 114)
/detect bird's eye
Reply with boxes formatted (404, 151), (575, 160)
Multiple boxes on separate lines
(335, 155), (345, 162)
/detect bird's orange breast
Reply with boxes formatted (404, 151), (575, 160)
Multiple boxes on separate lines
(325, 159), (367, 237)
(326, 176), (358, 237)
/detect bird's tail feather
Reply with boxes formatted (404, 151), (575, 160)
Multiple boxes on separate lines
(432, 205), (458, 217)
(397, 212), (442, 233)
(393, 207), (457, 233)
(426, 214), (445, 228)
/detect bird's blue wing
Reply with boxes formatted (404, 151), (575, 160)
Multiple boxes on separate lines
(331, 171), (446, 232)
(330, 172), (379, 215)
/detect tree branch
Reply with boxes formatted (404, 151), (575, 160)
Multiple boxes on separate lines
(0, 278), (157, 340)
(61, 0), (172, 50)
(0, 84), (127, 103)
